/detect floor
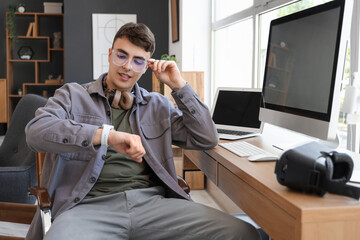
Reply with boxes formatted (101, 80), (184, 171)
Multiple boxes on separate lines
(190, 189), (224, 211)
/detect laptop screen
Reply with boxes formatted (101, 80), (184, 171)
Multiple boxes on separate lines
(212, 89), (262, 129)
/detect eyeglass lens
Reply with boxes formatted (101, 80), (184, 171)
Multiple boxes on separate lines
(112, 51), (147, 72)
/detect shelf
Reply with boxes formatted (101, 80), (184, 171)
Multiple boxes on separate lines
(5, 11), (64, 124)
(17, 36), (49, 40)
(7, 36), (50, 40)
(15, 12), (63, 17)
(23, 83), (63, 86)
(9, 95), (23, 98)
(9, 59), (50, 63)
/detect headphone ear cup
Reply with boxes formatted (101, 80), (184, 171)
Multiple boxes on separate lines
(105, 89), (134, 109)
(111, 90), (122, 109)
(119, 91), (134, 110)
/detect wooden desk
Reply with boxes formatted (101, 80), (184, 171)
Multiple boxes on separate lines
(183, 136), (360, 240)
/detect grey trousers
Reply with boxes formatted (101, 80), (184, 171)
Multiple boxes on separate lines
(44, 187), (261, 240)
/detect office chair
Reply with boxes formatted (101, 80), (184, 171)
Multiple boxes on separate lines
(0, 94), (48, 204)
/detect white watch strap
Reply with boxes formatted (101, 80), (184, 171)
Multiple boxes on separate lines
(101, 124), (114, 147)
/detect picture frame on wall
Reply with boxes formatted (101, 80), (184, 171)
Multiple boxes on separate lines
(92, 14), (137, 80)
(171, 0), (179, 43)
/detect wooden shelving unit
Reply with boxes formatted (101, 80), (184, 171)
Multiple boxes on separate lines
(5, 12), (64, 124)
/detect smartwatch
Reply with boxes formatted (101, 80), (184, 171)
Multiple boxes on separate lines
(101, 124), (114, 147)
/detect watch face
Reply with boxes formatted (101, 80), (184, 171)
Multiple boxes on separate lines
(18, 6), (25, 13)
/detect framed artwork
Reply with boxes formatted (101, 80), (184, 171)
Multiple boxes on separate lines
(92, 14), (137, 80)
(171, 0), (179, 42)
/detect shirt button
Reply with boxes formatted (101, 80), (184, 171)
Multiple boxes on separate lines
(82, 140), (89, 147)
(102, 154), (106, 160)
(62, 138), (68, 143)
(191, 109), (196, 114)
(90, 177), (96, 183)
(74, 197), (80, 203)
(178, 94), (183, 99)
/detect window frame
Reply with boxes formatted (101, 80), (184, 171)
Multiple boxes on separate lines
(211, 0), (298, 99)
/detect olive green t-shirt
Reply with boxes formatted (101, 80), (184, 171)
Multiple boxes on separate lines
(86, 107), (155, 198)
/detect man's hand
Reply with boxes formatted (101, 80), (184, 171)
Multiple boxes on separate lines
(108, 131), (145, 162)
(148, 59), (186, 91)
(93, 129), (145, 162)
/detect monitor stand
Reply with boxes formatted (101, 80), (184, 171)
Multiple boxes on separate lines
(264, 124), (340, 152)
(318, 133), (340, 149)
(272, 132), (340, 151)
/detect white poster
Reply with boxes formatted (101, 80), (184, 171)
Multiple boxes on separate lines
(92, 14), (137, 80)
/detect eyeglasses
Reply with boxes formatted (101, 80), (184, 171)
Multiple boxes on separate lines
(111, 50), (148, 73)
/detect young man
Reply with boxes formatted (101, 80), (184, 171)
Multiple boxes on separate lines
(25, 23), (260, 240)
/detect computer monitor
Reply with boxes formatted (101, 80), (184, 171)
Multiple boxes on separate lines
(259, 0), (353, 147)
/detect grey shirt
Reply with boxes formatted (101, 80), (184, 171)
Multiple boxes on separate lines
(25, 74), (218, 239)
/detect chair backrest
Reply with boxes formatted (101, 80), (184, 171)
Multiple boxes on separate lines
(0, 94), (47, 167)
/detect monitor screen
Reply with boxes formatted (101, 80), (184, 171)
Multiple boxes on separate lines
(259, 0), (352, 142)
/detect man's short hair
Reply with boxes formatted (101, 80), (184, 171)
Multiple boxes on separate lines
(112, 22), (155, 56)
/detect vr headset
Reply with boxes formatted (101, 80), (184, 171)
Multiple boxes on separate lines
(275, 141), (360, 199)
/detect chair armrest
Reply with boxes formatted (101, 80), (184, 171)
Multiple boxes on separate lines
(177, 175), (190, 194)
(29, 187), (52, 210)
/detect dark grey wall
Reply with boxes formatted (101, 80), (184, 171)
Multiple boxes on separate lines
(64, 0), (169, 91)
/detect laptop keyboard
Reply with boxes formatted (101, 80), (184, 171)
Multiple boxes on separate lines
(219, 141), (271, 157)
(217, 129), (249, 136)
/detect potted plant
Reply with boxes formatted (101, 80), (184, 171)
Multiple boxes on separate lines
(160, 54), (179, 63)
(6, 4), (18, 43)
(155, 54), (179, 93)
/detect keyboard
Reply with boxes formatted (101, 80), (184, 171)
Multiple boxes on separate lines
(219, 141), (273, 157)
(217, 129), (249, 136)
(217, 129), (258, 140)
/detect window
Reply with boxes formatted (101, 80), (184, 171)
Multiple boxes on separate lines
(214, 0), (253, 21)
(213, 18), (253, 91)
(212, 0), (333, 91)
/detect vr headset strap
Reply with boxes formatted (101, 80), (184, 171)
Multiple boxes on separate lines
(322, 181), (360, 200)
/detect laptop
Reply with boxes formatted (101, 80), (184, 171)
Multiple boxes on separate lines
(211, 87), (264, 140)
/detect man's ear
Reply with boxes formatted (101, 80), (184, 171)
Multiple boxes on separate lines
(108, 48), (112, 63)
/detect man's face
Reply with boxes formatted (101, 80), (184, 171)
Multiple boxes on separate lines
(107, 37), (151, 92)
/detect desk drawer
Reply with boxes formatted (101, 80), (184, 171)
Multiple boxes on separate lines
(183, 150), (217, 184)
(217, 164), (296, 240)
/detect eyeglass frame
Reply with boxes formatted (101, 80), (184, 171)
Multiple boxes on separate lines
(110, 49), (149, 73)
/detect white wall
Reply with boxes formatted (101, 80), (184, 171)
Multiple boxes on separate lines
(169, 0), (212, 106)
